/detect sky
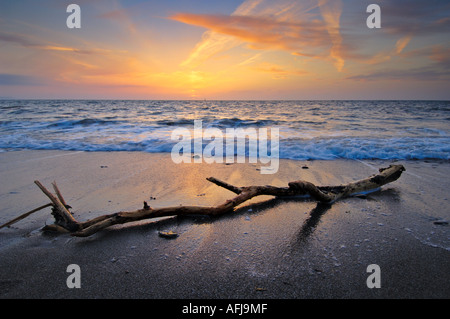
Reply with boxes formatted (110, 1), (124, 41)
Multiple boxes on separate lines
(0, 0), (449, 100)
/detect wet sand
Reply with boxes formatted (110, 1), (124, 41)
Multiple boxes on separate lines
(0, 150), (449, 299)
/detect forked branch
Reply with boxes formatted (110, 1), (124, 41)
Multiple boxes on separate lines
(2, 164), (405, 238)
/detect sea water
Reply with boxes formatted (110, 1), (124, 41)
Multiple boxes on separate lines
(0, 100), (448, 160)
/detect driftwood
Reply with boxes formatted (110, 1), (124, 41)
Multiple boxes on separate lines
(0, 203), (53, 230)
(1, 164), (405, 237)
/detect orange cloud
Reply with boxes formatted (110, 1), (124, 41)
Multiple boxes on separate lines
(317, 0), (344, 71)
(170, 0), (347, 72)
(395, 35), (412, 54)
(171, 13), (330, 58)
(0, 30), (113, 55)
(358, 34), (412, 65)
(251, 62), (307, 79)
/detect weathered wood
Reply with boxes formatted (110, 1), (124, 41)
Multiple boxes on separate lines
(34, 181), (80, 231)
(1, 165), (405, 237)
(72, 164), (405, 237)
(0, 203), (53, 230)
(206, 177), (243, 194)
(52, 181), (68, 208)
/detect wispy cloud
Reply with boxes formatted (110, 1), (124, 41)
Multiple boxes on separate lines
(171, 0), (345, 71)
(237, 53), (263, 66)
(0, 30), (109, 55)
(0, 28), (143, 88)
(0, 30), (38, 48)
(251, 62), (307, 79)
(178, 30), (241, 69)
(354, 34), (413, 65)
(317, 0), (343, 71)
(394, 35), (412, 55)
(171, 13), (329, 51)
(347, 66), (449, 82)
(347, 42), (450, 82)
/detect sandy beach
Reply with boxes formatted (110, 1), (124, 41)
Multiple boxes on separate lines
(0, 150), (449, 299)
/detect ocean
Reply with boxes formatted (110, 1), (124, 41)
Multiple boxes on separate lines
(0, 100), (448, 161)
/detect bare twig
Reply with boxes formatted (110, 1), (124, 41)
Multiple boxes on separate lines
(0, 203), (52, 230)
(52, 181), (68, 207)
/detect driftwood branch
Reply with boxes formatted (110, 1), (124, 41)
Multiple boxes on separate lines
(52, 181), (68, 208)
(2, 164), (405, 237)
(0, 203), (53, 230)
(34, 181), (80, 232)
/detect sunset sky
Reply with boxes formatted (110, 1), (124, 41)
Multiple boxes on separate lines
(1, 0), (449, 100)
